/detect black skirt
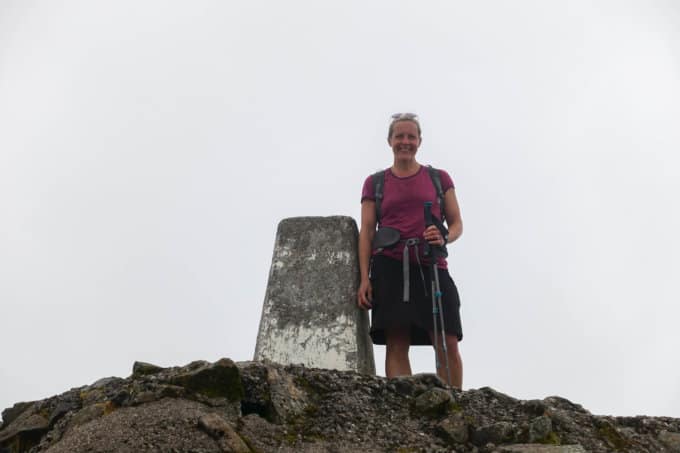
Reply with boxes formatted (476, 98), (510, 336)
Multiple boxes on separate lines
(369, 254), (463, 345)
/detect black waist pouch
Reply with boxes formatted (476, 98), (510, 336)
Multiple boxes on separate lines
(372, 227), (401, 251)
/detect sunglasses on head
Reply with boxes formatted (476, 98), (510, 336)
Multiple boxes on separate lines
(391, 112), (419, 121)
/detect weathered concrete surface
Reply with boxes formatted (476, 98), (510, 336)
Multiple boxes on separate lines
(254, 216), (375, 375)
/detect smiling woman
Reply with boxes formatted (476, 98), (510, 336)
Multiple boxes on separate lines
(357, 113), (464, 388)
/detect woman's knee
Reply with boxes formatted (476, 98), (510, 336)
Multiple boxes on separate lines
(385, 328), (411, 355)
(430, 332), (460, 353)
(445, 334), (460, 350)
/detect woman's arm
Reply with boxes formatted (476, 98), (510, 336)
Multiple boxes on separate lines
(357, 200), (377, 309)
(443, 188), (463, 244)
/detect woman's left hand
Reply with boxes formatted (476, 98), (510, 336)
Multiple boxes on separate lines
(423, 225), (445, 246)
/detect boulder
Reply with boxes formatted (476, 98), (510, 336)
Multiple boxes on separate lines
(659, 430), (680, 452)
(413, 387), (453, 417)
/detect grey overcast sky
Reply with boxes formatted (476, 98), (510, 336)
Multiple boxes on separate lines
(2, 0), (679, 419)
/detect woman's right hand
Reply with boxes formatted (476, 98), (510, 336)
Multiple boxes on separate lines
(357, 279), (373, 310)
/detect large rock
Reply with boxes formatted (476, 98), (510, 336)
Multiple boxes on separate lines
(42, 399), (224, 453)
(2, 359), (680, 453)
(660, 430), (680, 452)
(254, 216), (375, 375)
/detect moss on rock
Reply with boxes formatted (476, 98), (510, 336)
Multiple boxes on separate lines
(170, 358), (245, 401)
(132, 361), (165, 377)
(597, 423), (631, 451)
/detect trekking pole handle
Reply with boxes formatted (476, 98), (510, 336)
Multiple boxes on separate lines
(424, 201), (434, 227)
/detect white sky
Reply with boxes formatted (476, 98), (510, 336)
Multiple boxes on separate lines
(2, 1), (679, 419)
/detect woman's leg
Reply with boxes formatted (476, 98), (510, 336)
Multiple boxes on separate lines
(429, 331), (463, 389)
(385, 326), (412, 377)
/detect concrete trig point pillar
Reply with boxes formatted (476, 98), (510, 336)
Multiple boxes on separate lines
(254, 216), (375, 375)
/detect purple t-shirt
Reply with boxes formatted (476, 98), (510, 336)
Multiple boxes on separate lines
(361, 165), (454, 267)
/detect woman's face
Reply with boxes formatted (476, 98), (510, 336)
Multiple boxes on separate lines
(388, 120), (421, 161)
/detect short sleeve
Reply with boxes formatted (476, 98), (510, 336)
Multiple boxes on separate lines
(438, 169), (455, 192)
(361, 174), (375, 202)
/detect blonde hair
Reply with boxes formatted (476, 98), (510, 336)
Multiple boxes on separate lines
(388, 114), (422, 140)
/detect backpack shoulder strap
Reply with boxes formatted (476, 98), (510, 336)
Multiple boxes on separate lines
(371, 169), (386, 223)
(427, 165), (445, 221)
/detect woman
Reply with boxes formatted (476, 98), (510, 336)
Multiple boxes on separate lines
(357, 113), (464, 388)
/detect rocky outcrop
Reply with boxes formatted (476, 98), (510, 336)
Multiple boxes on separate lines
(1, 359), (679, 452)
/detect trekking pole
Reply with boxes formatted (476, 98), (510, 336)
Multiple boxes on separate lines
(424, 202), (452, 387)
